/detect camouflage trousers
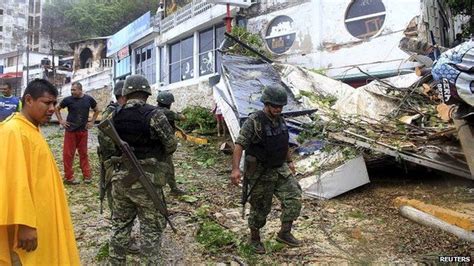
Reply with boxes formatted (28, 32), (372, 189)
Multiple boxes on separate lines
(108, 179), (166, 265)
(248, 171), (302, 229)
(164, 155), (177, 190)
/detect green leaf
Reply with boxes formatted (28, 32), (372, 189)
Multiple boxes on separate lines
(181, 195), (199, 203)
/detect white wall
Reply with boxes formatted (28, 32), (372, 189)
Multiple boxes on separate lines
(246, 0), (422, 78)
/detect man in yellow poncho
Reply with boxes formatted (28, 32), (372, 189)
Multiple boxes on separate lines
(0, 79), (80, 265)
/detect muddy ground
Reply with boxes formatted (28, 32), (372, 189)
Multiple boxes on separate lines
(42, 124), (473, 264)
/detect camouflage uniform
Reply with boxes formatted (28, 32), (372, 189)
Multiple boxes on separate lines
(97, 80), (125, 214)
(236, 112), (302, 230)
(108, 76), (177, 265)
(156, 91), (186, 194)
(97, 103), (119, 213)
(156, 107), (185, 191)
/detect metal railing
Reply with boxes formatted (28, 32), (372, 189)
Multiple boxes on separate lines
(158, 0), (213, 33)
(99, 58), (113, 68)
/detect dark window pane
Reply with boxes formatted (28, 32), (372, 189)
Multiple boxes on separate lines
(216, 50), (222, 74)
(136, 52), (140, 65)
(345, 0), (385, 39)
(160, 47), (166, 83)
(181, 36), (193, 59)
(199, 52), (214, 76)
(215, 24), (225, 49)
(346, 0), (385, 19)
(170, 42), (180, 63)
(170, 62), (180, 83)
(141, 51), (146, 62)
(147, 49), (151, 59)
(181, 57), (193, 80)
(199, 28), (213, 53)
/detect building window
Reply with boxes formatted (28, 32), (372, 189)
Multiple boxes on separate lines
(135, 42), (156, 84)
(199, 28), (214, 76)
(34, 16), (40, 30)
(215, 25), (225, 74)
(345, 0), (386, 40)
(29, 0), (34, 13)
(35, 0), (41, 14)
(0, 26), (2, 32)
(159, 47), (166, 84)
(169, 35), (193, 84)
(115, 56), (131, 79)
(34, 32), (39, 45)
(198, 24), (225, 76)
(0, 9), (3, 15)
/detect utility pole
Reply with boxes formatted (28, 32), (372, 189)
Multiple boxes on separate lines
(15, 48), (20, 96)
(26, 32), (30, 85)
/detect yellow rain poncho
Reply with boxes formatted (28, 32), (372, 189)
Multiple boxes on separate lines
(0, 114), (80, 265)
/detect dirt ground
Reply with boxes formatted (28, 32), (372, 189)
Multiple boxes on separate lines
(42, 124), (473, 264)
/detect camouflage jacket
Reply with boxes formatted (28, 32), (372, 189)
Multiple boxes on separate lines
(156, 106), (185, 130)
(97, 102), (120, 161)
(236, 111), (291, 179)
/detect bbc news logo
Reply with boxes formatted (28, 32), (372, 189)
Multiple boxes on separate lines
(438, 256), (471, 263)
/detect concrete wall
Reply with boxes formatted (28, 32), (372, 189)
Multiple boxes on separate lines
(72, 39), (107, 71)
(0, 1), (28, 54)
(245, 0), (426, 78)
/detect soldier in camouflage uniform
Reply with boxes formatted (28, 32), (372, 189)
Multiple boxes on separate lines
(230, 84), (302, 254)
(97, 80), (141, 254)
(97, 80), (126, 212)
(156, 90), (187, 195)
(108, 75), (177, 265)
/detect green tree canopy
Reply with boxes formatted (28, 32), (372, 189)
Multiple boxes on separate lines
(447, 0), (473, 35)
(43, 0), (160, 41)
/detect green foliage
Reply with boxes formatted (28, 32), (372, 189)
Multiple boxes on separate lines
(196, 220), (237, 253)
(299, 90), (337, 109)
(264, 240), (286, 253)
(447, 0), (472, 15)
(180, 195), (199, 203)
(178, 106), (216, 132)
(309, 68), (327, 76)
(43, 0), (160, 40)
(227, 26), (273, 59)
(347, 209), (366, 220)
(96, 242), (109, 261)
(195, 205), (211, 219)
(447, 0), (473, 35)
(193, 145), (219, 168)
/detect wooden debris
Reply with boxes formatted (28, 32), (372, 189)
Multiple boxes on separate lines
(436, 103), (454, 122)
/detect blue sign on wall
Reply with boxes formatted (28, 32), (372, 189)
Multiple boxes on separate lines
(107, 12), (151, 57)
(0, 65), (3, 74)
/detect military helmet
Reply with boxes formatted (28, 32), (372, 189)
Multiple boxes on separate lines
(260, 84), (288, 106)
(113, 80), (125, 96)
(157, 91), (175, 105)
(122, 74), (151, 96)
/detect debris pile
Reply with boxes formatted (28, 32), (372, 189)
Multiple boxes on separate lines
(276, 62), (471, 179)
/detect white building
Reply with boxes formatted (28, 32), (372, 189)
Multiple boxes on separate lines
(104, 0), (460, 110)
(0, 50), (59, 96)
(0, 0), (52, 54)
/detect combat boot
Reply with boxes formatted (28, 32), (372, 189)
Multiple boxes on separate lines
(276, 221), (302, 247)
(170, 187), (186, 196)
(249, 228), (266, 254)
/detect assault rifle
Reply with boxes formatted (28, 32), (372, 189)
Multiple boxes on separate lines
(98, 152), (106, 214)
(241, 155), (265, 219)
(97, 118), (177, 233)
